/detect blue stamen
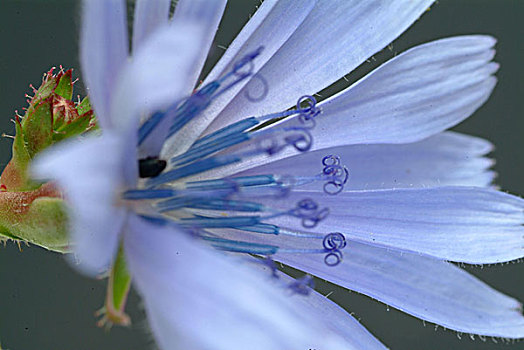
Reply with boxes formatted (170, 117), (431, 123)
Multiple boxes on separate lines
(137, 215), (170, 226)
(202, 236), (278, 255)
(165, 47), (264, 140)
(170, 131), (250, 167)
(249, 126), (314, 155)
(253, 109), (297, 123)
(274, 232), (346, 267)
(296, 95), (321, 125)
(236, 223), (280, 235)
(167, 81), (221, 138)
(130, 49), (343, 269)
(155, 197), (198, 212)
(155, 95), (319, 189)
(157, 197), (265, 213)
(288, 198), (330, 228)
(138, 111), (167, 145)
(217, 46), (264, 85)
(186, 175), (277, 191)
(178, 215), (261, 229)
(322, 232), (347, 266)
(188, 199), (264, 212)
(190, 117), (259, 149)
(276, 227), (323, 238)
(146, 154), (241, 187)
(322, 155), (349, 195)
(123, 189), (176, 200)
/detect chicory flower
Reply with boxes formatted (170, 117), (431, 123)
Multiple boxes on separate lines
(33, 0), (524, 349)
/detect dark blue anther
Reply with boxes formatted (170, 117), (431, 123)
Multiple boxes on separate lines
(322, 232), (347, 266)
(288, 275), (315, 295)
(322, 155), (349, 195)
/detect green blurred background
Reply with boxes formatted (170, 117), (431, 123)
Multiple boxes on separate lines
(0, 0), (522, 349)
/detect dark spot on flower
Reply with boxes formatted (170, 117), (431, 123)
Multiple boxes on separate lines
(139, 157), (166, 178)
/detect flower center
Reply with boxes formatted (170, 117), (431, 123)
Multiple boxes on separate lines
(128, 48), (349, 267)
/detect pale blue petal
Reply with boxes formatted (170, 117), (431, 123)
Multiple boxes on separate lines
(161, 0), (316, 158)
(31, 135), (127, 276)
(197, 229), (524, 337)
(237, 132), (495, 190)
(80, 0), (128, 130)
(274, 271), (388, 350)
(132, 0), (171, 52)
(111, 23), (206, 156)
(170, 0), (227, 96)
(256, 187), (524, 264)
(203, 0), (435, 135)
(275, 241), (524, 338)
(124, 215), (354, 350)
(191, 36), (498, 180)
(310, 36), (498, 147)
(202, 0), (315, 85)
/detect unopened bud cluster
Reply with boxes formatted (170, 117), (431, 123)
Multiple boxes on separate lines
(0, 67), (96, 252)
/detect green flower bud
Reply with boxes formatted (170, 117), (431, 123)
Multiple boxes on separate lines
(0, 67), (97, 251)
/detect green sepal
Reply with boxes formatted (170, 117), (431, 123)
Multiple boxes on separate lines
(97, 243), (132, 328)
(0, 117), (34, 191)
(13, 115), (31, 169)
(54, 69), (73, 100)
(32, 68), (59, 103)
(76, 96), (99, 131)
(76, 96), (91, 115)
(111, 245), (132, 312)
(21, 97), (54, 157)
